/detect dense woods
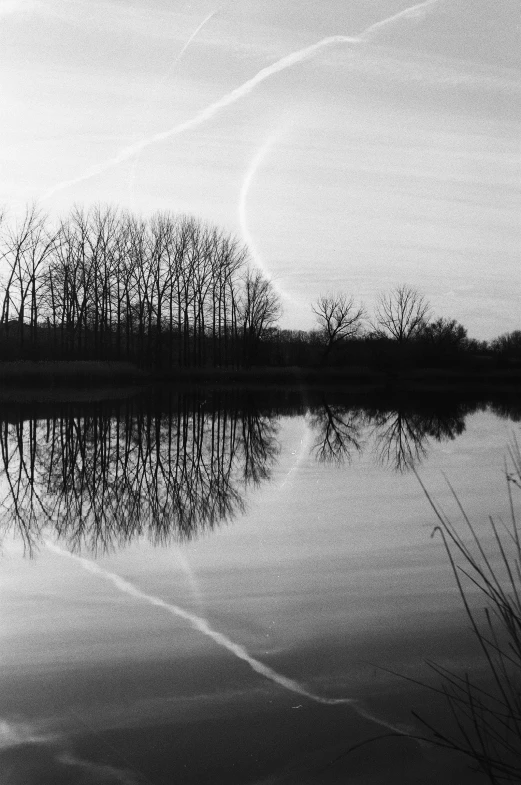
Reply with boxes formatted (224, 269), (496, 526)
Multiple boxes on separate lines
(0, 204), (518, 374)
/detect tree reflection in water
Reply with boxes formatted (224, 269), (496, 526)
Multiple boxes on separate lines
(0, 392), (279, 554)
(308, 398), (478, 472)
(308, 400), (366, 464)
(368, 404), (471, 472)
(372, 411), (428, 471)
(1, 392), (517, 554)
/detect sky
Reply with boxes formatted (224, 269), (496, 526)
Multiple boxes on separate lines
(1, 0), (520, 338)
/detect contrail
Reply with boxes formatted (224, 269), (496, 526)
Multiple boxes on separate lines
(58, 753), (146, 785)
(139, 7), (222, 118)
(46, 542), (352, 706)
(46, 542), (419, 739)
(238, 132), (279, 280)
(43, 0), (443, 200)
(128, 7), (222, 199)
(360, 0), (443, 40)
(43, 35), (358, 200)
(174, 8), (220, 66)
(238, 129), (298, 306)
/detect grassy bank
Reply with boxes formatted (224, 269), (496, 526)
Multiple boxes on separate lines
(1, 361), (521, 392)
(0, 360), (148, 386)
(143, 364), (521, 391)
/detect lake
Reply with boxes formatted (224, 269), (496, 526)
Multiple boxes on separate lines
(1, 387), (519, 784)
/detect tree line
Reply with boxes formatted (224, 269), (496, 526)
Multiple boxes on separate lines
(273, 287), (516, 370)
(0, 204), (281, 367)
(0, 204), (518, 371)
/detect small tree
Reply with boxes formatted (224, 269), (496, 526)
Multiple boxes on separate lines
(373, 285), (430, 343)
(312, 293), (365, 364)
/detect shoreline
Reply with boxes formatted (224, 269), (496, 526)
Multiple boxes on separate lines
(0, 360), (521, 400)
(0, 359), (520, 382)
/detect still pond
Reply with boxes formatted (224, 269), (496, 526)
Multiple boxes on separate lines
(1, 388), (519, 784)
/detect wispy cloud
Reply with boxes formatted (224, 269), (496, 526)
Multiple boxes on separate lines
(43, 0), (443, 199)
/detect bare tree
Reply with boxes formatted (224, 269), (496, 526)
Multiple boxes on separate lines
(312, 293), (365, 363)
(239, 269), (281, 366)
(373, 285), (430, 343)
(0, 204), (277, 368)
(1, 205), (61, 354)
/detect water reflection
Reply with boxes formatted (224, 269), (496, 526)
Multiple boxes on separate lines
(309, 402), (365, 464)
(1, 390), (520, 553)
(0, 392), (279, 554)
(307, 395), (475, 471)
(367, 405), (468, 472)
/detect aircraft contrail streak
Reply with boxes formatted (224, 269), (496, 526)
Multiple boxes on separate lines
(43, 0), (443, 199)
(126, 8), (221, 198)
(43, 35), (358, 199)
(360, 0), (443, 40)
(174, 9), (219, 66)
(237, 130), (295, 294)
(46, 542), (352, 706)
(238, 133), (277, 277)
(46, 541), (419, 741)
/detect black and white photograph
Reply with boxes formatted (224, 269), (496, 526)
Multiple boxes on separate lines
(1, 1), (520, 782)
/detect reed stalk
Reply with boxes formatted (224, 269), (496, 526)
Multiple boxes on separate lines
(414, 445), (521, 783)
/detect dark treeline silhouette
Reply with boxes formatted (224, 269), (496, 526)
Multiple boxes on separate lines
(284, 286), (492, 371)
(1, 207), (518, 376)
(2, 389), (520, 554)
(0, 205), (280, 368)
(226, 286), (514, 372)
(267, 285), (515, 372)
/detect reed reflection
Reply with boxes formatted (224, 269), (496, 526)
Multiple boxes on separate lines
(0, 393), (279, 554)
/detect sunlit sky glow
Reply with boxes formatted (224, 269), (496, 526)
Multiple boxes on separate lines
(1, 0), (520, 338)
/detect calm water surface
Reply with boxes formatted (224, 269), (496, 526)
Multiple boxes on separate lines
(1, 389), (519, 784)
